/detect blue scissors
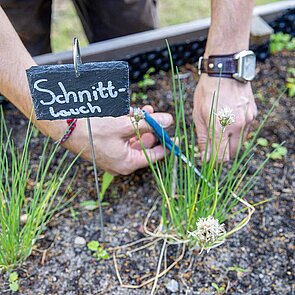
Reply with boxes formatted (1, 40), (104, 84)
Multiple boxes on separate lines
(141, 109), (207, 180)
(134, 109), (219, 191)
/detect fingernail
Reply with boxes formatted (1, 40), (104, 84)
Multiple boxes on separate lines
(160, 114), (173, 127)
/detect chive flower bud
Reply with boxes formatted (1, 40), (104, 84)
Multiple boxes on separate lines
(217, 106), (235, 127)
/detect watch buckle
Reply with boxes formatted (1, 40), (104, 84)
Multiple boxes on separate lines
(232, 50), (256, 83)
(232, 52), (245, 83)
(197, 56), (204, 76)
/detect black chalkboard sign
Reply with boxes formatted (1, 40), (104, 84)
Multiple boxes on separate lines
(26, 61), (130, 120)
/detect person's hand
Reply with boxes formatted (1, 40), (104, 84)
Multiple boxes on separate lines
(193, 75), (257, 162)
(65, 105), (173, 175)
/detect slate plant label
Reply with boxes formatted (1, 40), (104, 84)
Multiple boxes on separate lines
(26, 61), (130, 120)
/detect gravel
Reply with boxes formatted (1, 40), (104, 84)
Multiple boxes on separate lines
(0, 51), (294, 294)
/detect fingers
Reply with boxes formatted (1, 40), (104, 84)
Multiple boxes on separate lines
(130, 105), (154, 116)
(130, 133), (158, 150)
(227, 109), (254, 158)
(196, 110), (255, 162)
(215, 130), (230, 162)
(130, 145), (166, 170)
(138, 112), (173, 133)
(122, 112), (173, 137)
(142, 105), (154, 114)
(113, 145), (166, 175)
(229, 124), (250, 158)
(229, 133), (240, 159)
(195, 110), (210, 162)
(197, 128), (211, 162)
(197, 122), (230, 162)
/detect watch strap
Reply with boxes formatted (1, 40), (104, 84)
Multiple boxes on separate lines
(199, 53), (238, 78)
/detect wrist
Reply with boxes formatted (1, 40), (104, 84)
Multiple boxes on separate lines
(204, 38), (249, 58)
(205, 0), (253, 58)
(35, 120), (71, 142)
(199, 50), (256, 83)
(204, 49), (248, 59)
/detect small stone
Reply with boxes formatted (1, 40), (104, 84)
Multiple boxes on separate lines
(166, 279), (179, 293)
(20, 214), (28, 225)
(74, 236), (86, 247)
(74, 247), (82, 254)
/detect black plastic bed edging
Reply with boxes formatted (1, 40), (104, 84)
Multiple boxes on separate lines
(127, 8), (295, 83)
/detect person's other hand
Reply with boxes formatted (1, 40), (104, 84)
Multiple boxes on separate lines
(193, 75), (257, 162)
(65, 105), (173, 175)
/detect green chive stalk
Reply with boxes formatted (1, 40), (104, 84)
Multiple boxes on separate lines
(133, 45), (282, 252)
(0, 108), (78, 270)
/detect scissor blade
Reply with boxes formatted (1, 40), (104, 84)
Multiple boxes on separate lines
(142, 109), (215, 191)
(180, 154), (217, 190)
(180, 154), (202, 178)
(180, 154), (207, 181)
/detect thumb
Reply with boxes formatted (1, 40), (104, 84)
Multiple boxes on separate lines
(123, 112), (173, 137)
(137, 112), (173, 134)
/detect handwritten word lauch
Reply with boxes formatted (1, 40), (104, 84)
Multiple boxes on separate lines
(27, 61), (130, 120)
(33, 79), (127, 118)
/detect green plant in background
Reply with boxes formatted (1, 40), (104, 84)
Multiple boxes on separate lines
(137, 67), (156, 88)
(87, 240), (109, 261)
(227, 264), (249, 276)
(286, 68), (295, 97)
(267, 143), (287, 160)
(32, 126), (40, 138)
(0, 109), (78, 270)
(80, 171), (114, 210)
(8, 272), (19, 292)
(133, 45), (282, 254)
(270, 32), (295, 54)
(70, 207), (79, 221)
(257, 137), (268, 147)
(212, 282), (225, 295)
(256, 137), (287, 160)
(131, 68), (156, 102)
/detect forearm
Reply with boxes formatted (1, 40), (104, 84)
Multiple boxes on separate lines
(0, 7), (66, 140)
(205, 0), (254, 57)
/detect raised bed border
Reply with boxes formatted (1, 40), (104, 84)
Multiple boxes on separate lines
(34, 1), (295, 66)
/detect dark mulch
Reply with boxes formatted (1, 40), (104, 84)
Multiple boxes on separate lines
(0, 50), (294, 295)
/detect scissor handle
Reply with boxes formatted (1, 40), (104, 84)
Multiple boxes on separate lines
(143, 110), (180, 156)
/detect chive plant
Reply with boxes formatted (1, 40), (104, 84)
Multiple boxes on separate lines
(133, 48), (281, 253)
(0, 109), (78, 270)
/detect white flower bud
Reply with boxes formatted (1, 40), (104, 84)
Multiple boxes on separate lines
(217, 106), (235, 127)
(133, 107), (145, 123)
(189, 216), (226, 249)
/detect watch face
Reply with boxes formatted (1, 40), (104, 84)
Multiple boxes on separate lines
(242, 54), (256, 81)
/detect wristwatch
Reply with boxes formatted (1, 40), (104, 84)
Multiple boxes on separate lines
(198, 50), (256, 83)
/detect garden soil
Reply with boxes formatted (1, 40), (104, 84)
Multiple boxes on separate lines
(0, 51), (294, 294)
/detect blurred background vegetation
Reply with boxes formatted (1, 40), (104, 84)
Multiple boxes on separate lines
(51, 0), (281, 53)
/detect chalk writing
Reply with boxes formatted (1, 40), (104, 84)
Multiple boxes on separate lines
(26, 61), (130, 120)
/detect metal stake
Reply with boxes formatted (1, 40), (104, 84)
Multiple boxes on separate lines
(73, 37), (105, 238)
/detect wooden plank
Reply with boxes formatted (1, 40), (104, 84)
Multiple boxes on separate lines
(34, 1), (295, 65)
(34, 17), (210, 65)
(253, 0), (295, 22)
(250, 16), (274, 45)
